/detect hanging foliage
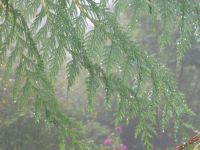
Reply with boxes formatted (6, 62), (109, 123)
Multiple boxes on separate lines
(0, 0), (199, 149)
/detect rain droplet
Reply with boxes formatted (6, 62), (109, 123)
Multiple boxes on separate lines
(3, 87), (7, 91)
(13, 100), (17, 103)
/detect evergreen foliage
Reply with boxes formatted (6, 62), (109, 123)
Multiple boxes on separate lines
(0, 0), (199, 149)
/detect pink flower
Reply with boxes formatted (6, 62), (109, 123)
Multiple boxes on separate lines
(120, 144), (127, 150)
(103, 137), (112, 145)
(115, 125), (123, 133)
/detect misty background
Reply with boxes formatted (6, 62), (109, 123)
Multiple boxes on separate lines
(0, 8), (200, 150)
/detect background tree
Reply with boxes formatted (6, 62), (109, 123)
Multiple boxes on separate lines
(0, 0), (199, 149)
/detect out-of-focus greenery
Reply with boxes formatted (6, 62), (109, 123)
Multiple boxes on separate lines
(0, 67), (122, 150)
(0, 0), (200, 149)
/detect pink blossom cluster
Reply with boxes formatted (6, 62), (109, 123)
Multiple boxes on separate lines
(103, 138), (128, 150)
(103, 137), (112, 145)
(114, 144), (127, 150)
(103, 125), (127, 150)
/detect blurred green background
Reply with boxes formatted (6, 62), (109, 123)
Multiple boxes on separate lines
(0, 11), (200, 150)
